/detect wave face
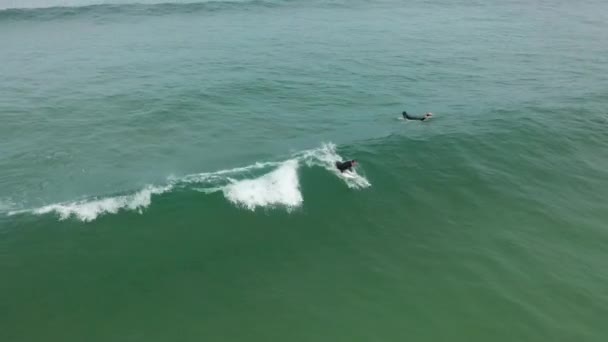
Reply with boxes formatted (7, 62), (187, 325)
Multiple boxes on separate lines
(6, 144), (371, 222)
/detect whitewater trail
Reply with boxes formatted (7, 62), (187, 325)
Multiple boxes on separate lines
(28, 185), (172, 222)
(6, 143), (371, 222)
(223, 159), (302, 211)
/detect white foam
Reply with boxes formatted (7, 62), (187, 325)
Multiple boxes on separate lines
(9, 142), (370, 222)
(222, 159), (302, 211)
(179, 161), (280, 185)
(27, 185), (171, 222)
(298, 143), (371, 189)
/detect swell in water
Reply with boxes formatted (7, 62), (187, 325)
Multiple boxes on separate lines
(6, 143), (371, 222)
(0, 0), (261, 10)
(0, 0), (304, 20)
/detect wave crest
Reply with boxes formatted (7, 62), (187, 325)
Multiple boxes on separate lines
(6, 143), (371, 222)
(223, 159), (302, 211)
(10, 185), (172, 222)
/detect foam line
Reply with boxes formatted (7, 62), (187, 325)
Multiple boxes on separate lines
(6, 143), (371, 221)
(9, 185), (171, 222)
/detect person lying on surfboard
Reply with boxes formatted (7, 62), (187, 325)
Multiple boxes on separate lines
(402, 111), (432, 121)
(336, 160), (357, 173)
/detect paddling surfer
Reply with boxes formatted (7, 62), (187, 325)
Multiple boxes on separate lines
(402, 111), (433, 121)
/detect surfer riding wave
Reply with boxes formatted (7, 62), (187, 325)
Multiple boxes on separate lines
(336, 160), (357, 173)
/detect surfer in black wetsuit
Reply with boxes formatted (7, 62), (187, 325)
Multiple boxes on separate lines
(336, 160), (357, 173)
(403, 111), (433, 121)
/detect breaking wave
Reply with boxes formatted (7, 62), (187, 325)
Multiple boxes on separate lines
(6, 143), (371, 222)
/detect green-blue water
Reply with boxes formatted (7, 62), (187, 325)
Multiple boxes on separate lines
(2, 0), (608, 341)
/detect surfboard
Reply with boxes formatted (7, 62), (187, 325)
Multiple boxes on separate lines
(342, 171), (356, 179)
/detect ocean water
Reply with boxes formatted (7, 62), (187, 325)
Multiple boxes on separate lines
(1, 0), (608, 340)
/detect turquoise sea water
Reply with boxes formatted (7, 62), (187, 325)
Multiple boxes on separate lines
(1, 0), (608, 341)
